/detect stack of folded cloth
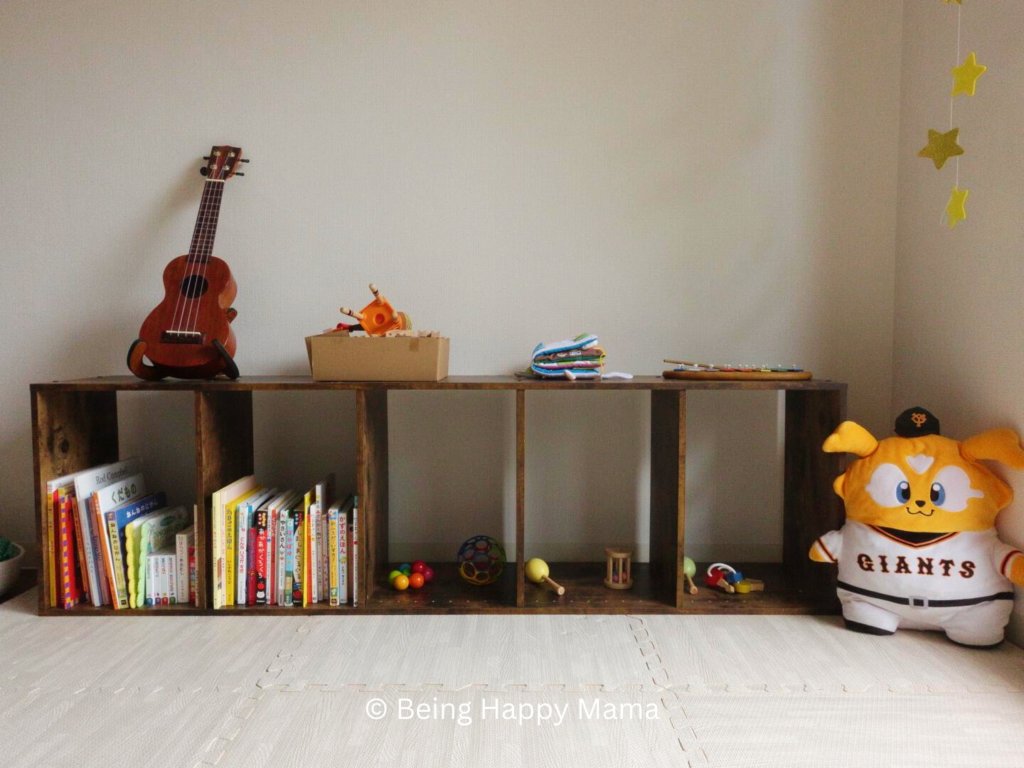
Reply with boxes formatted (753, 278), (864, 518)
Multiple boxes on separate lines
(527, 334), (606, 379)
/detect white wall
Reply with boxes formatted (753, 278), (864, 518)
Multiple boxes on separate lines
(0, 1), (903, 565)
(893, 0), (1024, 642)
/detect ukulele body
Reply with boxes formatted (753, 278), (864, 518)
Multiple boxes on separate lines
(130, 254), (238, 380)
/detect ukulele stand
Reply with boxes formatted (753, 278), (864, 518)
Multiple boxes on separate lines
(127, 338), (240, 381)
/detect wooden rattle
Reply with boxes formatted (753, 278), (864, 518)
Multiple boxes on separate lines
(683, 556), (698, 595)
(525, 558), (565, 595)
(705, 563), (737, 593)
(340, 283), (412, 336)
(604, 547), (633, 590)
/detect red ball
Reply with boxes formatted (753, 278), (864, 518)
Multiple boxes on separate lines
(412, 561), (427, 574)
(408, 572), (425, 589)
(422, 566), (435, 582)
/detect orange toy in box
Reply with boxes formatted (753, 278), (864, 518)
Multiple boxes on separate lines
(810, 407), (1024, 647)
(337, 284), (411, 336)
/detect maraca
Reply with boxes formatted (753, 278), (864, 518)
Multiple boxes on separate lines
(682, 557), (698, 595)
(525, 558), (565, 595)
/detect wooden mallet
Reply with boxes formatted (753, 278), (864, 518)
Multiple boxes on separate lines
(525, 558), (565, 595)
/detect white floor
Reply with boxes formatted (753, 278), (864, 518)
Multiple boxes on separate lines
(3, 590), (1024, 767)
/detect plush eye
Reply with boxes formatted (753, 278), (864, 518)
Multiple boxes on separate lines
(865, 463), (911, 507)
(897, 481), (911, 503)
(930, 466), (983, 511)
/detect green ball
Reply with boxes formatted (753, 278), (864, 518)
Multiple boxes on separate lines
(683, 557), (696, 578)
(388, 570), (403, 583)
(401, 567), (412, 576)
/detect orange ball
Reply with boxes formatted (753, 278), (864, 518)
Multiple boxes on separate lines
(408, 572), (425, 589)
(393, 574), (410, 591)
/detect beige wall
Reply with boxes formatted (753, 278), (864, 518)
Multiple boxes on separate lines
(0, 2), (902, 564)
(894, 0), (1024, 642)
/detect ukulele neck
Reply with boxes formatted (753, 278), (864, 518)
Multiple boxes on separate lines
(187, 179), (225, 263)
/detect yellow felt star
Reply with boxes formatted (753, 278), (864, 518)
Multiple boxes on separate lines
(946, 186), (968, 228)
(952, 52), (986, 96)
(918, 128), (964, 169)
(944, 0), (962, 5)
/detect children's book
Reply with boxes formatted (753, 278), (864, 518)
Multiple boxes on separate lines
(100, 490), (165, 610)
(211, 475), (256, 609)
(225, 486), (266, 608)
(188, 545), (197, 603)
(339, 495), (353, 605)
(45, 472), (81, 608)
(350, 495), (359, 608)
(176, 525), (195, 605)
(293, 501), (305, 607)
(236, 488), (277, 606)
(328, 502), (339, 606)
(92, 473), (150, 610)
(128, 506), (188, 608)
(57, 488), (80, 609)
(73, 458), (142, 607)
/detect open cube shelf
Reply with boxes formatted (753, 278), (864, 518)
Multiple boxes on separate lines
(31, 375), (846, 615)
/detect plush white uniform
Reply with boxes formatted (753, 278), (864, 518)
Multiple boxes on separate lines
(815, 521), (1021, 646)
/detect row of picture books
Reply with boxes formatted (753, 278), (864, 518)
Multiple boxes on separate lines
(211, 472), (358, 609)
(45, 457), (194, 610)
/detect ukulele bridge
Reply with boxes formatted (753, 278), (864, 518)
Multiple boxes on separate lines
(161, 330), (206, 345)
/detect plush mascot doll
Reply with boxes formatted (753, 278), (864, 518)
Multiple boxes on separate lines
(810, 407), (1024, 647)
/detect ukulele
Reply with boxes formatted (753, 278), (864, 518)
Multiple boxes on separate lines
(128, 146), (247, 380)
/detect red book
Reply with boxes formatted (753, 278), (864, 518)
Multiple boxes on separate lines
(254, 509), (268, 605)
(246, 527), (257, 606)
(57, 492), (80, 609)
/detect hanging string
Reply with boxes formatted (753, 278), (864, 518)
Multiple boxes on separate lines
(952, 3), (961, 189)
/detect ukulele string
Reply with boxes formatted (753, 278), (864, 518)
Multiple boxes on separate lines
(187, 178), (222, 334)
(182, 176), (220, 334)
(174, 176), (216, 333)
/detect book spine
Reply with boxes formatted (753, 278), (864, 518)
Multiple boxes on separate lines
(319, 513), (328, 599)
(75, 495), (101, 606)
(309, 505), (318, 604)
(212, 495), (223, 610)
(59, 495), (75, 609)
(339, 511), (348, 605)
(70, 497), (90, 603)
(106, 511), (130, 609)
(176, 534), (187, 605)
(302, 495), (311, 608)
(351, 500), (359, 608)
(224, 503), (236, 607)
(255, 510), (268, 605)
(188, 546), (196, 604)
(236, 507), (249, 606)
(246, 526), (257, 606)
(284, 522), (294, 607)
(88, 495), (111, 606)
(267, 509), (278, 606)
(294, 510), (304, 607)
(145, 556), (154, 606)
(276, 516), (287, 606)
(328, 508), (338, 607)
(47, 488), (58, 608)
(167, 554), (177, 605)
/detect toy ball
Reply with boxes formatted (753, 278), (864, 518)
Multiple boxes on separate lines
(456, 535), (506, 586)
(388, 569), (403, 584)
(422, 566), (435, 582)
(412, 561), (427, 574)
(399, 562), (411, 573)
(683, 557), (696, 578)
(392, 574), (410, 591)
(408, 572), (425, 589)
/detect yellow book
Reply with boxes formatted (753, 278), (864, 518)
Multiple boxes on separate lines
(328, 507), (339, 607)
(211, 475), (257, 609)
(302, 489), (312, 608)
(225, 486), (264, 608)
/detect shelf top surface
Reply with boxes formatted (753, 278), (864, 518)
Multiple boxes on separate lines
(33, 374), (847, 392)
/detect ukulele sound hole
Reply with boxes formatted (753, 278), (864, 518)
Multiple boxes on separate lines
(179, 275), (209, 299)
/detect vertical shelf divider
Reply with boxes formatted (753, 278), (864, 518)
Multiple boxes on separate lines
(649, 389), (686, 608)
(515, 389), (526, 608)
(32, 388), (119, 612)
(194, 390), (254, 610)
(783, 388), (846, 604)
(357, 389), (389, 604)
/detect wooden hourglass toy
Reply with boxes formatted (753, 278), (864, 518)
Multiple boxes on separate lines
(603, 547), (633, 590)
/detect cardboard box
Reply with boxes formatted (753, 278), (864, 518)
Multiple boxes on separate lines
(306, 332), (450, 381)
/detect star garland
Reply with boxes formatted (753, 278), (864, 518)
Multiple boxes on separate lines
(918, 1), (986, 229)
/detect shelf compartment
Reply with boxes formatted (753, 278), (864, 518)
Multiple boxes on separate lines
(370, 562), (516, 613)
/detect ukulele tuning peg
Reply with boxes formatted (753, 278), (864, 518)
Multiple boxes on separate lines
(240, 158), (250, 163)
(235, 172), (245, 177)
(203, 156), (211, 161)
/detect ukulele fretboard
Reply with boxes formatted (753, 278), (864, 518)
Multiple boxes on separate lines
(187, 180), (225, 263)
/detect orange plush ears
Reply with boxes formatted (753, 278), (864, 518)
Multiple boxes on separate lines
(961, 429), (1024, 469)
(822, 421), (878, 457)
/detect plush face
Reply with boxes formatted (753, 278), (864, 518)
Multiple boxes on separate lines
(824, 422), (1024, 533)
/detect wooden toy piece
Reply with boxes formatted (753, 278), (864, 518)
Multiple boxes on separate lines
(525, 558), (565, 595)
(422, 566), (435, 582)
(604, 547), (633, 590)
(745, 579), (764, 592)
(393, 574), (410, 591)
(735, 580), (751, 594)
(408, 572), (425, 589)
(341, 283), (411, 337)
(704, 564), (736, 594)
(682, 556), (698, 595)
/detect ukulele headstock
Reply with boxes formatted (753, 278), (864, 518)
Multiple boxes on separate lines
(201, 146), (246, 180)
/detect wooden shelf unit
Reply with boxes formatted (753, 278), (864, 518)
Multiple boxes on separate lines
(31, 375), (846, 616)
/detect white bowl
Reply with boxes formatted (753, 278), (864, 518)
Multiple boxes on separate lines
(0, 543), (25, 599)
